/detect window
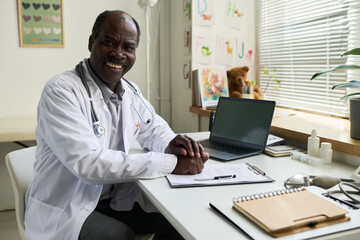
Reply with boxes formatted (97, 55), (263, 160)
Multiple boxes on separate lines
(256, 0), (360, 117)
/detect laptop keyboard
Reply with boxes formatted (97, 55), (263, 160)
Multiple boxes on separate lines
(199, 139), (255, 155)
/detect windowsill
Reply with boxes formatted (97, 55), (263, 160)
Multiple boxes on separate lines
(189, 106), (360, 157)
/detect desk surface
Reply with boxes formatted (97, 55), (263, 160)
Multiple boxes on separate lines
(136, 132), (360, 240)
(0, 116), (36, 142)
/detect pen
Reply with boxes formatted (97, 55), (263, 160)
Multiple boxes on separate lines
(251, 166), (266, 176)
(248, 165), (266, 176)
(133, 124), (140, 136)
(194, 175), (236, 181)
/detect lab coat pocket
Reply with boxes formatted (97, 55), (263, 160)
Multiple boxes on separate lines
(25, 197), (65, 234)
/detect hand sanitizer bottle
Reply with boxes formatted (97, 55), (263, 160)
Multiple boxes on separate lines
(319, 142), (332, 164)
(307, 129), (320, 157)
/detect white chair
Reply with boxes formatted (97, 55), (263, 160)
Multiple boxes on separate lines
(5, 146), (35, 240)
(5, 146), (152, 240)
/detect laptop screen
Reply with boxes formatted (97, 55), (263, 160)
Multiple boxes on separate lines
(211, 97), (275, 148)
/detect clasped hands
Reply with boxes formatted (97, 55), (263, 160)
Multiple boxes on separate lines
(165, 134), (209, 175)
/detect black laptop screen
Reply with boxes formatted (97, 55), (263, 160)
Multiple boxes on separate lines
(211, 97), (275, 147)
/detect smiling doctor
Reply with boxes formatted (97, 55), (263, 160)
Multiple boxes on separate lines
(24, 10), (209, 240)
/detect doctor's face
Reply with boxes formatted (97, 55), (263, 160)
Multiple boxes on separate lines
(88, 12), (138, 91)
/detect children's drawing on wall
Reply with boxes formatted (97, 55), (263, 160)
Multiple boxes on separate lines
(193, 34), (214, 64)
(215, 36), (235, 66)
(236, 38), (254, 66)
(183, 0), (191, 21)
(198, 65), (229, 107)
(223, 0), (250, 30)
(195, 0), (215, 26)
(183, 59), (191, 88)
(184, 26), (191, 55)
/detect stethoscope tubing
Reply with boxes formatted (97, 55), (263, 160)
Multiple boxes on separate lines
(75, 62), (154, 136)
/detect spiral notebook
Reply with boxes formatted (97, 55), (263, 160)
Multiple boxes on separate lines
(230, 188), (350, 238)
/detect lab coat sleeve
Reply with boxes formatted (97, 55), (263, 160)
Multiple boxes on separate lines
(137, 112), (177, 153)
(37, 75), (177, 184)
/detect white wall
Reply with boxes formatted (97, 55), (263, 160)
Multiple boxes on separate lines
(0, 0), (167, 118)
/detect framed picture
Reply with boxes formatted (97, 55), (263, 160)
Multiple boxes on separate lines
(17, 0), (64, 47)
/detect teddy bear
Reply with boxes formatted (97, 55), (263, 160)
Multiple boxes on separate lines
(227, 66), (262, 99)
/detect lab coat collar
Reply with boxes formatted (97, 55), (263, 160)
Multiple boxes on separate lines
(85, 59), (125, 104)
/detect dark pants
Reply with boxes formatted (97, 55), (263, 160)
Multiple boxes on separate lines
(78, 200), (183, 240)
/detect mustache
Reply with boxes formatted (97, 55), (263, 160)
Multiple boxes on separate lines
(105, 57), (127, 66)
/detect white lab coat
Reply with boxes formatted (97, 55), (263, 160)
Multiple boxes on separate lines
(24, 60), (177, 240)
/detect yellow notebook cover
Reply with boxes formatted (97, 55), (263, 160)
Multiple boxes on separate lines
(233, 188), (350, 237)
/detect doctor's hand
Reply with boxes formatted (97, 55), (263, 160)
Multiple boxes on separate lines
(165, 134), (209, 160)
(172, 155), (207, 175)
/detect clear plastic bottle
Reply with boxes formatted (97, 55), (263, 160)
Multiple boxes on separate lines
(319, 142), (332, 164)
(307, 129), (320, 157)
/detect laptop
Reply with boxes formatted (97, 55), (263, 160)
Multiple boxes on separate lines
(199, 97), (275, 161)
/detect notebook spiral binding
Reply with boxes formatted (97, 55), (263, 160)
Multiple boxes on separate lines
(233, 187), (305, 203)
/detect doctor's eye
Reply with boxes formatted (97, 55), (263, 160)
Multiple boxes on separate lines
(102, 39), (114, 47)
(125, 45), (136, 53)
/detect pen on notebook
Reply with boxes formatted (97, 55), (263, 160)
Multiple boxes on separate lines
(194, 175), (236, 181)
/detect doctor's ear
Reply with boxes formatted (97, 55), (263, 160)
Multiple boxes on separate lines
(88, 36), (94, 52)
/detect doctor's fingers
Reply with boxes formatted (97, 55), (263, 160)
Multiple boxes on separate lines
(167, 134), (197, 157)
(201, 153), (209, 164)
(196, 157), (205, 173)
(198, 143), (210, 161)
(165, 135), (188, 156)
(179, 134), (202, 158)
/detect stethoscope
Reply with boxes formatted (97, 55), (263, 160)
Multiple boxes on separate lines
(75, 63), (154, 137)
(284, 173), (360, 209)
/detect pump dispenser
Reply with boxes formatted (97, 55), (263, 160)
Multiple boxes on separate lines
(307, 129), (320, 157)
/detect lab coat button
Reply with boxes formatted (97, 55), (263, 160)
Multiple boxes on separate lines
(85, 205), (91, 211)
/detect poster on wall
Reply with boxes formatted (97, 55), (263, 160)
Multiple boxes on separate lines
(215, 36), (235, 66)
(183, 0), (191, 21)
(193, 34), (214, 64)
(223, 0), (250, 30)
(183, 59), (191, 89)
(236, 38), (255, 66)
(17, 0), (64, 47)
(195, 0), (215, 26)
(184, 26), (191, 56)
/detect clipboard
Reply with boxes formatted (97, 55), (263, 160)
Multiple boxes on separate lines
(166, 163), (273, 188)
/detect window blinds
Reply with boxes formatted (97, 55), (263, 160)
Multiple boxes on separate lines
(256, 0), (360, 117)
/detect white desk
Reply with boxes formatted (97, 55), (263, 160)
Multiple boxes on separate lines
(136, 132), (360, 240)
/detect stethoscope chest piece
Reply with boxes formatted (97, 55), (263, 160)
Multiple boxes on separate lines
(93, 121), (105, 137)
